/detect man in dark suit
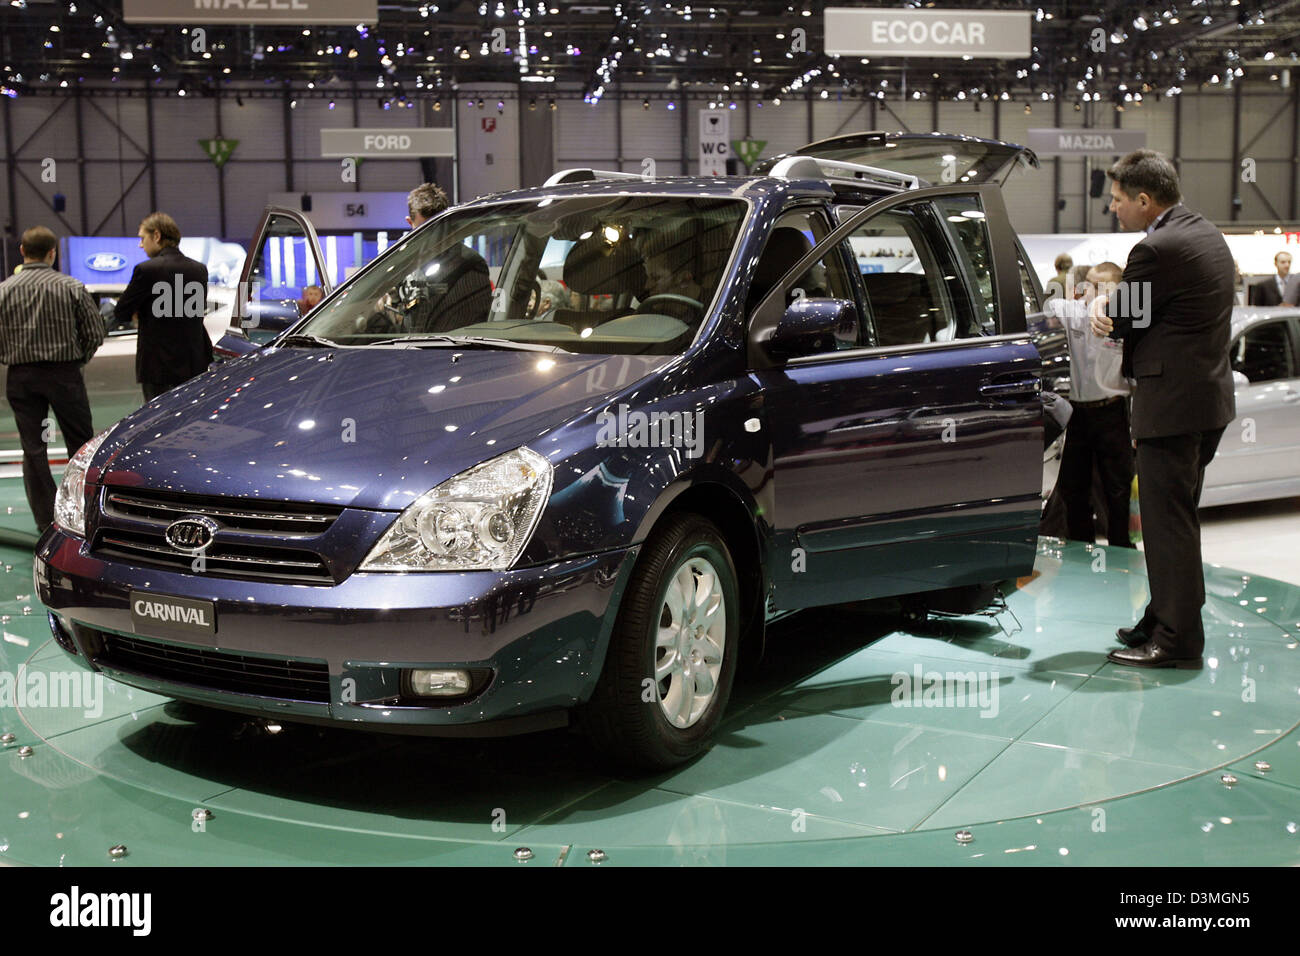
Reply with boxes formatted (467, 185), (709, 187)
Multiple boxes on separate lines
(1247, 251), (1291, 305)
(1090, 149), (1236, 669)
(113, 212), (212, 401)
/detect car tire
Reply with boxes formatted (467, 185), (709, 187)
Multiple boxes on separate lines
(580, 513), (740, 773)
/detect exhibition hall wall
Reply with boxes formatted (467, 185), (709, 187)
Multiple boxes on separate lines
(3, 81), (1298, 245)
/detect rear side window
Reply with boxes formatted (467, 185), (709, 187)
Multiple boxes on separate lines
(845, 201), (977, 346)
(1232, 320), (1295, 383)
(933, 194), (998, 334)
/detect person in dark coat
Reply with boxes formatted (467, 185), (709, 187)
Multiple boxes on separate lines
(1246, 251), (1290, 305)
(1090, 149), (1236, 670)
(113, 212), (212, 402)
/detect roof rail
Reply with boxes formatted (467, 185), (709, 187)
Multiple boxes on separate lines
(768, 155), (921, 191)
(543, 167), (647, 186)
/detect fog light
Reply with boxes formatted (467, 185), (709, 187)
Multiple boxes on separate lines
(407, 669), (472, 697)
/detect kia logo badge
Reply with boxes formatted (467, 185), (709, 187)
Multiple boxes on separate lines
(164, 516), (219, 554)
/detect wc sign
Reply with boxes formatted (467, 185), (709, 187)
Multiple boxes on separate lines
(699, 110), (729, 177)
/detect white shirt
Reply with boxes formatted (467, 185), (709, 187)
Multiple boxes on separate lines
(1046, 296), (1128, 402)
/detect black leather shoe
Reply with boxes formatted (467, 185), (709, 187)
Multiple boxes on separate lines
(1116, 625), (1148, 648)
(1107, 640), (1202, 670)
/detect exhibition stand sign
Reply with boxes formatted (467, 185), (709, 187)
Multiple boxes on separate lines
(1026, 129), (1149, 156)
(61, 236), (247, 289)
(320, 128), (456, 159)
(823, 8), (1031, 58)
(123, 0), (377, 25)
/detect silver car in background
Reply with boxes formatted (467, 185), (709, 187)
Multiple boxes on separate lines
(1201, 305), (1300, 507)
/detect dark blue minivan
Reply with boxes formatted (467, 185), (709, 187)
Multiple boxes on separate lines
(37, 133), (1051, 770)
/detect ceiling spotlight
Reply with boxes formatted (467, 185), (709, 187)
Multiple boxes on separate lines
(496, 99), (504, 112)
(642, 98), (650, 109)
(478, 98), (485, 108)
(548, 97), (556, 110)
(1023, 103), (1031, 114)
(433, 98), (443, 111)
(328, 99), (336, 109)
(528, 97), (536, 110)
(666, 100), (676, 110)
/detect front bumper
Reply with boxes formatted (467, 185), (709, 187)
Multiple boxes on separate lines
(35, 527), (639, 734)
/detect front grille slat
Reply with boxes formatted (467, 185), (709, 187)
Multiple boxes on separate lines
(97, 631), (331, 703)
(93, 486), (342, 585)
(106, 492), (334, 532)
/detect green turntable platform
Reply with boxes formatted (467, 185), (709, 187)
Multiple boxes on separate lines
(1, 487), (1296, 865)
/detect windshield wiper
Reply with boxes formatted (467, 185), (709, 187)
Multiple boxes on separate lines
(277, 333), (340, 348)
(365, 334), (570, 354)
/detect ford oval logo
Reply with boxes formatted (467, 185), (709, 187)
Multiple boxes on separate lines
(164, 516), (219, 555)
(86, 252), (129, 272)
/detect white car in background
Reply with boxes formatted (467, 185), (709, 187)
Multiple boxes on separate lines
(1041, 305), (1300, 510)
(1201, 305), (1300, 507)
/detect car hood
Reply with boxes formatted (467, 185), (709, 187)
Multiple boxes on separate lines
(94, 347), (669, 511)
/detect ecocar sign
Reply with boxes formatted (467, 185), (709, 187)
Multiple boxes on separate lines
(823, 9), (1031, 59)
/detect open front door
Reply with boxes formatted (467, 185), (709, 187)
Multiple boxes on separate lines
(215, 206), (330, 358)
(753, 183), (1043, 611)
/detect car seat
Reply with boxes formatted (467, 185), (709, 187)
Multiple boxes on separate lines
(551, 235), (647, 332)
(746, 227), (819, 315)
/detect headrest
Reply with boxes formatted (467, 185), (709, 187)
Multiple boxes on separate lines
(861, 271), (923, 305)
(747, 227), (813, 311)
(563, 235), (647, 295)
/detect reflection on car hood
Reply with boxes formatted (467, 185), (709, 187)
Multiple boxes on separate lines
(93, 347), (667, 510)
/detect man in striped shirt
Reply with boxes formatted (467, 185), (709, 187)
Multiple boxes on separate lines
(0, 226), (105, 532)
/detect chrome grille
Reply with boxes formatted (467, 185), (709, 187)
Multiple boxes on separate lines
(103, 488), (341, 535)
(93, 486), (341, 584)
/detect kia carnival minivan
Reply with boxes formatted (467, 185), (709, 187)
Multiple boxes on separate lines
(37, 134), (1054, 770)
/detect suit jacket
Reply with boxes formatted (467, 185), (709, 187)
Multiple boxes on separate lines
(1107, 204), (1236, 440)
(1247, 276), (1285, 306)
(114, 246), (213, 385)
(1283, 273), (1300, 306)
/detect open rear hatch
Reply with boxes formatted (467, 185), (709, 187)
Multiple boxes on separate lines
(756, 131), (1039, 186)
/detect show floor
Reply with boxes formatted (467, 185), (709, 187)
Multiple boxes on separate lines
(2, 531), (1298, 866)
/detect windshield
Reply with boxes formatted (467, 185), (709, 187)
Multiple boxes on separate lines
(297, 195), (747, 355)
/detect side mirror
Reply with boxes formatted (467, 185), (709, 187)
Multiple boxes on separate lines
(766, 297), (858, 359)
(1231, 370), (1249, 388)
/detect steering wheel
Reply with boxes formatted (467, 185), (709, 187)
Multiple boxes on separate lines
(637, 293), (705, 315)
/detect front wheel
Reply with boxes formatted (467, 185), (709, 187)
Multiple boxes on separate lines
(580, 514), (740, 772)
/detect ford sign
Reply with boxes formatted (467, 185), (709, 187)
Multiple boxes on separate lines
(86, 253), (129, 273)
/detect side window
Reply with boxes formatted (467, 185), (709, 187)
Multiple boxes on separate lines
(846, 200), (972, 346)
(237, 211), (329, 344)
(933, 194), (997, 334)
(1231, 321), (1295, 383)
(1016, 247), (1042, 318)
(748, 207), (855, 347)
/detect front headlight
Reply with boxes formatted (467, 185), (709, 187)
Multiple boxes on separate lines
(359, 446), (553, 572)
(53, 429), (111, 537)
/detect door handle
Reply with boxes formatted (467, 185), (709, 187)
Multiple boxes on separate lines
(979, 377), (1041, 399)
